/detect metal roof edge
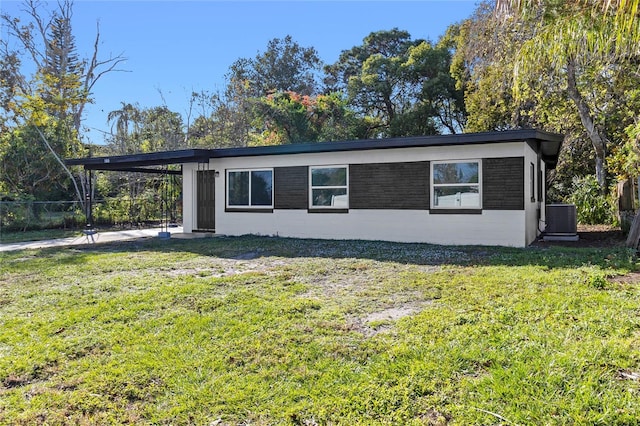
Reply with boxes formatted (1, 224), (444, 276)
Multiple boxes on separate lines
(65, 148), (212, 168)
(210, 129), (564, 158)
(65, 129), (564, 170)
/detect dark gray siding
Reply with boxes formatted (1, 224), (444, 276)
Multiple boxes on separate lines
(274, 166), (308, 209)
(273, 158), (524, 212)
(482, 157), (524, 210)
(350, 161), (429, 209)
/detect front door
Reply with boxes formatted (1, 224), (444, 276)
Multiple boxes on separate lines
(196, 170), (216, 231)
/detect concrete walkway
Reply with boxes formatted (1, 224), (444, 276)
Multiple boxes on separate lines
(0, 226), (188, 252)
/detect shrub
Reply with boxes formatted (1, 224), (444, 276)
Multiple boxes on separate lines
(567, 175), (614, 225)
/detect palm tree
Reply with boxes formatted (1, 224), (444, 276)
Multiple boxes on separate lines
(107, 102), (141, 154)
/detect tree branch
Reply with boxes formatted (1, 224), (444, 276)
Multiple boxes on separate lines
(34, 126), (85, 208)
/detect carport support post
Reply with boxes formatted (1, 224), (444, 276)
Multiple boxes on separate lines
(158, 165), (171, 239)
(85, 168), (93, 231)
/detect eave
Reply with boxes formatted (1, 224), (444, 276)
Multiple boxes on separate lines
(65, 129), (564, 171)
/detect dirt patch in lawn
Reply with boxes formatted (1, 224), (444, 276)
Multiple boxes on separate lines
(345, 300), (435, 337)
(164, 257), (280, 279)
(365, 304), (426, 323)
(609, 271), (640, 284)
(532, 224), (627, 248)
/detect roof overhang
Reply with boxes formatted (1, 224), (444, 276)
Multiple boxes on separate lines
(65, 149), (213, 173)
(66, 129), (564, 172)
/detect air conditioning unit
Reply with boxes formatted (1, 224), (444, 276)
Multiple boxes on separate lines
(544, 204), (578, 241)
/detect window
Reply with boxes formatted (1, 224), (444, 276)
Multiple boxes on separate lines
(432, 160), (481, 208)
(530, 162), (536, 202)
(227, 169), (273, 208)
(310, 166), (348, 208)
(538, 167), (544, 202)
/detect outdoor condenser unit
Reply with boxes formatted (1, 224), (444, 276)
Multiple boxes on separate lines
(545, 204), (578, 240)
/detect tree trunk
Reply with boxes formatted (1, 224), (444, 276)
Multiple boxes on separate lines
(566, 57), (608, 192)
(626, 208), (640, 249)
(34, 126), (85, 211)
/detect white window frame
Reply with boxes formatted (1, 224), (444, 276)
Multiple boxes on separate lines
(226, 168), (274, 209)
(431, 159), (482, 209)
(309, 165), (349, 209)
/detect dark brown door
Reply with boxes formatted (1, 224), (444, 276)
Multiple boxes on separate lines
(197, 170), (216, 230)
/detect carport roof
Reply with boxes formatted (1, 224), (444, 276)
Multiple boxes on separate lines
(66, 129), (564, 172)
(65, 149), (211, 174)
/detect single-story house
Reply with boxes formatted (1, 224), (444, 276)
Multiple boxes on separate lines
(67, 129), (563, 247)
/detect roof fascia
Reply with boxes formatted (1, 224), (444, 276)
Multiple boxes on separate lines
(65, 129), (564, 171)
(66, 149), (211, 169)
(85, 167), (182, 175)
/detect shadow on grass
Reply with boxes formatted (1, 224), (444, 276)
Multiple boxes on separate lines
(16, 234), (633, 272)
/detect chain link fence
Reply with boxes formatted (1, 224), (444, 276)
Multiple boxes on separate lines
(0, 198), (182, 237)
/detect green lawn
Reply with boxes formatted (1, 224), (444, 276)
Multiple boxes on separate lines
(1, 236), (639, 425)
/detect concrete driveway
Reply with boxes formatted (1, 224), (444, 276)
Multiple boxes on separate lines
(0, 226), (187, 252)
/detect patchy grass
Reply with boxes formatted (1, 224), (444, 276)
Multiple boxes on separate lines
(0, 236), (639, 424)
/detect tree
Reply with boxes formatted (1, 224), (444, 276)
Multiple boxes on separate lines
(325, 28), (466, 137)
(325, 29), (418, 136)
(139, 106), (185, 152)
(221, 36), (324, 146)
(0, 123), (74, 200)
(106, 104), (185, 153)
(185, 89), (252, 148)
(445, 2), (545, 132)
(0, 51), (22, 133)
(405, 40), (467, 134)
(0, 0), (126, 204)
(448, 0), (639, 208)
(188, 36), (328, 148)
(228, 35), (322, 98)
(107, 102), (142, 154)
(499, 0), (640, 192)
(103, 103), (184, 224)
(249, 91), (367, 145)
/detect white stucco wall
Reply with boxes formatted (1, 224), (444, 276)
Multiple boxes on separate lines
(183, 141), (536, 247)
(524, 144), (542, 245)
(214, 209), (525, 246)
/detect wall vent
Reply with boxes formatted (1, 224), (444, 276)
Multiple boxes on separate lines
(545, 204), (578, 239)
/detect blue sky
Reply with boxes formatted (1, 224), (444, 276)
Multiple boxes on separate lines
(1, 1), (478, 145)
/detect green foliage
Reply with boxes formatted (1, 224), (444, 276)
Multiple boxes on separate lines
(325, 29), (466, 137)
(228, 35), (322, 98)
(92, 192), (175, 227)
(0, 123), (76, 200)
(567, 175), (615, 224)
(101, 103), (184, 219)
(0, 237), (638, 424)
(515, 0), (640, 189)
(587, 270), (610, 289)
(106, 104), (184, 154)
(139, 106), (185, 152)
(0, 51), (22, 132)
(452, 0), (640, 197)
(447, 3), (523, 132)
(0, 0), (126, 206)
(608, 104), (640, 180)
(107, 102), (143, 154)
(547, 134), (597, 203)
(0, 200), (83, 232)
(183, 36), (333, 149)
(249, 91), (367, 145)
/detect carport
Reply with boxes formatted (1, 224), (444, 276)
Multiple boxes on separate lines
(66, 149), (214, 236)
